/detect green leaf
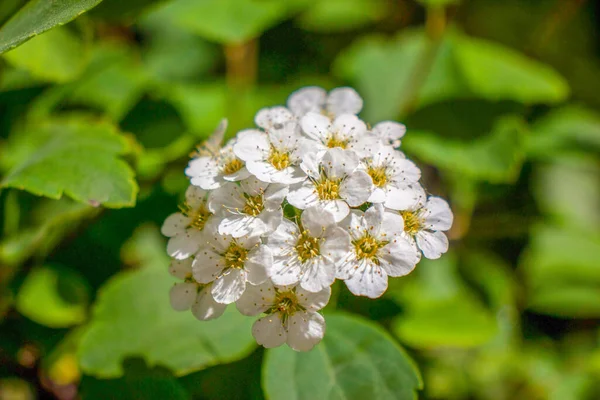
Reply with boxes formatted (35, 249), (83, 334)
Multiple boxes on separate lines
(390, 255), (497, 349)
(2, 26), (86, 83)
(527, 106), (600, 157)
(297, 0), (388, 33)
(335, 29), (568, 122)
(522, 224), (600, 318)
(1, 116), (138, 208)
(150, 0), (303, 44)
(453, 33), (569, 105)
(263, 313), (422, 400)
(404, 116), (527, 183)
(16, 264), (89, 328)
(0, 0), (104, 54)
(89, 0), (170, 22)
(78, 225), (256, 378)
(533, 156), (600, 231)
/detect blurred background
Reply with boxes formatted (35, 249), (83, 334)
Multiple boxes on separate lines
(0, 0), (599, 399)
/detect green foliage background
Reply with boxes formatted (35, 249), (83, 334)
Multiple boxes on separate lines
(0, 0), (599, 399)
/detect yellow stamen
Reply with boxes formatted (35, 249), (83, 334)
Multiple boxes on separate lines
(243, 194), (264, 216)
(268, 147), (291, 171)
(353, 234), (388, 263)
(295, 232), (321, 262)
(224, 241), (249, 269)
(326, 134), (348, 149)
(368, 166), (388, 187)
(316, 178), (341, 200)
(179, 202), (211, 231)
(400, 211), (422, 235)
(222, 158), (244, 175)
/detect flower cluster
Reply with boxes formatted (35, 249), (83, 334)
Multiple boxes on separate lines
(161, 87), (453, 351)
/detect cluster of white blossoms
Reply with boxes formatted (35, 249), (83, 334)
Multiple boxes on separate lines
(161, 87), (453, 351)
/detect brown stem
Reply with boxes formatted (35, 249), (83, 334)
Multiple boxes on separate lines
(224, 39), (258, 91)
(529, 0), (587, 55)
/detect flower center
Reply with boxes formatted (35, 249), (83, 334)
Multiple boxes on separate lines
(270, 289), (305, 320)
(180, 202), (211, 231)
(353, 234), (388, 263)
(224, 241), (249, 269)
(242, 193), (264, 216)
(222, 157), (244, 175)
(400, 211), (422, 235)
(316, 178), (341, 200)
(326, 134), (348, 149)
(268, 147), (291, 171)
(295, 232), (321, 262)
(368, 166), (388, 187)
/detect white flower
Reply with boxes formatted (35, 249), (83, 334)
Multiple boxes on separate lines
(287, 148), (373, 222)
(255, 106), (296, 133)
(208, 178), (287, 238)
(372, 121), (406, 148)
(185, 138), (251, 190)
(168, 258), (226, 321)
(361, 144), (422, 206)
(287, 86), (363, 118)
(398, 196), (453, 259)
(267, 207), (351, 292)
(191, 230), (272, 304)
(233, 125), (308, 185)
(236, 281), (330, 351)
(300, 113), (378, 157)
(337, 204), (420, 299)
(161, 186), (215, 260)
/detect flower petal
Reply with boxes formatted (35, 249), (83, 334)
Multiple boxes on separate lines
(296, 285), (331, 312)
(342, 260), (388, 299)
(236, 281), (276, 316)
(320, 227), (352, 264)
(270, 257), (303, 287)
(300, 112), (330, 142)
(191, 285), (226, 321)
(192, 249), (225, 283)
(379, 238), (420, 277)
(300, 258), (335, 293)
(167, 229), (203, 260)
(255, 106), (294, 131)
(211, 269), (247, 304)
(327, 87), (363, 116)
(340, 170), (373, 207)
(252, 313), (287, 348)
(321, 200), (350, 223)
(169, 282), (197, 311)
(169, 258), (193, 279)
(266, 219), (299, 257)
(185, 185), (208, 209)
(416, 230), (449, 259)
(233, 130), (270, 162)
(288, 86), (327, 117)
(422, 197), (453, 231)
(245, 245), (272, 285)
(301, 206), (336, 234)
(384, 183), (426, 211)
(161, 213), (190, 237)
(287, 181), (318, 210)
(286, 311), (326, 351)
(186, 157), (221, 190)
(372, 121), (406, 147)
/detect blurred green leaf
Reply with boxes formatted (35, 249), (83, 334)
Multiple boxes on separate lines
(150, 0), (305, 44)
(417, 0), (460, 7)
(1, 116), (138, 208)
(523, 224), (600, 318)
(263, 312), (422, 400)
(390, 255), (497, 348)
(78, 225), (256, 378)
(297, 0), (387, 33)
(90, 0), (169, 21)
(16, 264), (89, 328)
(0, 0), (103, 54)
(404, 116), (527, 183)
(139, 11), (219, 83)
(533, 156), (600, 231)
(2, 26), (86, 83)
(335, 29), (568, 122)
(528, 106), (600, 157)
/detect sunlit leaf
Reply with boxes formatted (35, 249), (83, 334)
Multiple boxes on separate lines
(78, 225), (256, 378)
(0, 0), (104, 54)
(1, 116), (138, 208)
(404, 116), (527, 183)
(297, 0), (387, 33)
(3, 26), (86, 83)
(16, 264), (89, 328)
(263, 312), (422, 400)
